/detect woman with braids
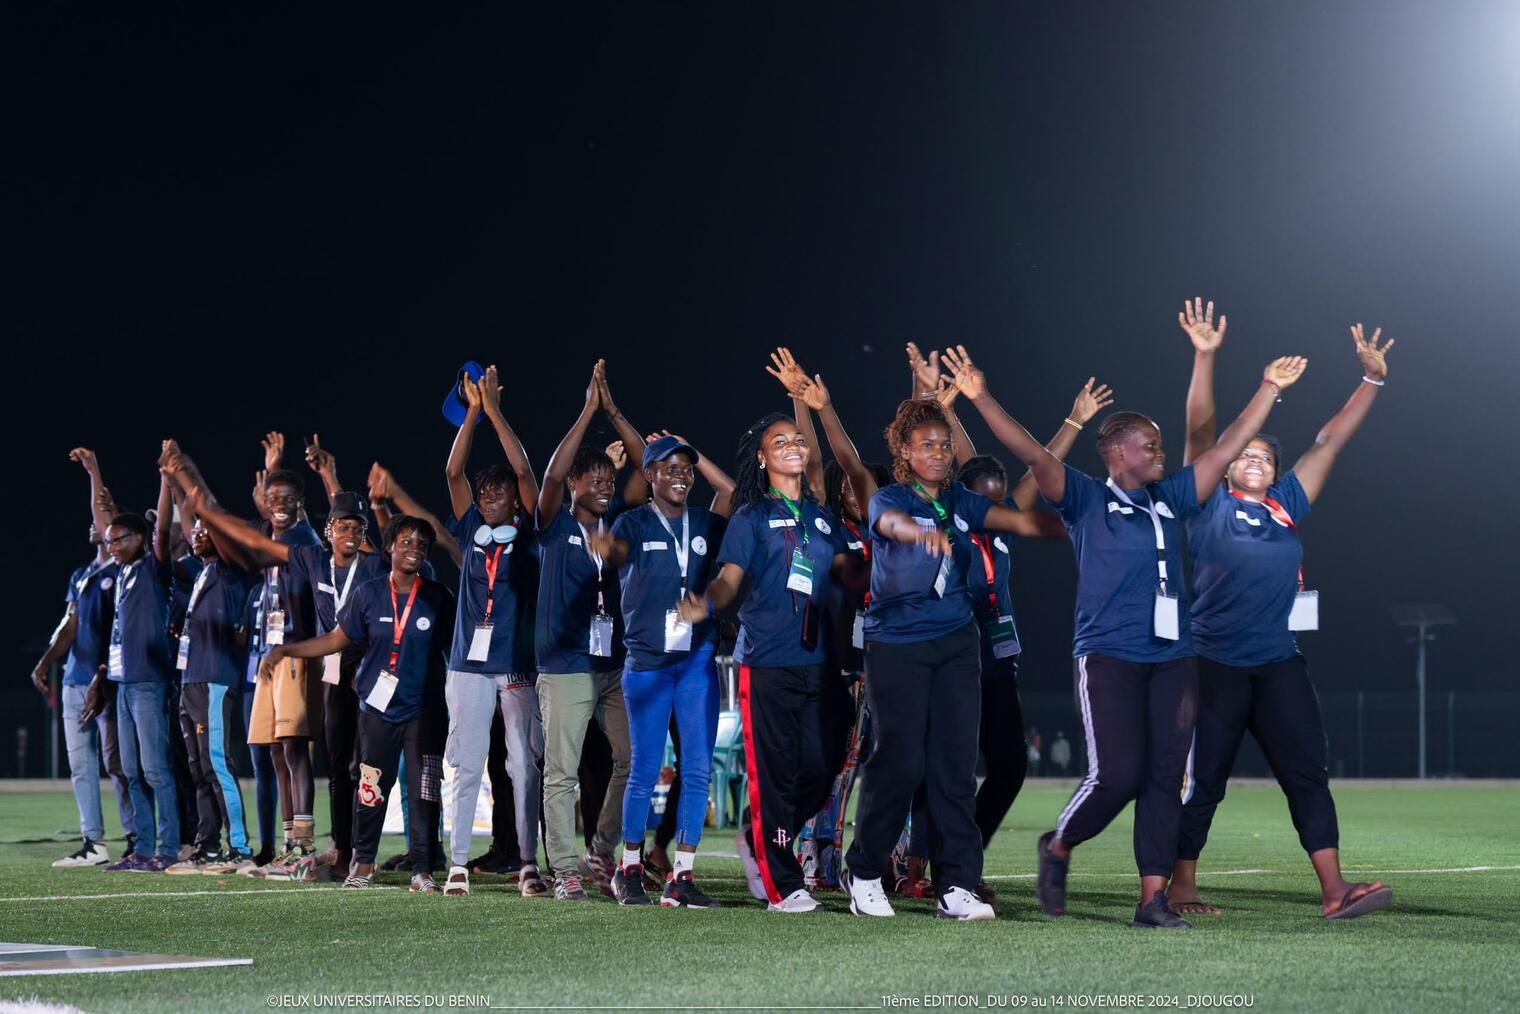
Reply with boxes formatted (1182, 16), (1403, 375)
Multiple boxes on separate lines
(937, 331), (1306, 930)
(260, 515), (455, 893)
(1168, 305), (1395, 920)
(839, 391), (1064, 922)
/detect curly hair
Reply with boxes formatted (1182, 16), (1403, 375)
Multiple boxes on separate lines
(883, 398), (952, 485)
(734, 412), (811, 510)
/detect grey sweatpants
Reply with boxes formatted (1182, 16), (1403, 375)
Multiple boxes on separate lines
(445, 671), (543, 868)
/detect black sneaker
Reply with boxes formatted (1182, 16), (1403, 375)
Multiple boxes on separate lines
(660, 870), (720, 909)
(612, 863), (654, 906)
(1035, 830), (1069, 917)
(1132, 893), (1192, 930)
(380, 852), (413, 872)
(468, 847), (523, 877)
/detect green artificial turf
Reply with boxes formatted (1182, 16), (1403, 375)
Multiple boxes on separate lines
(1, 786), (1516, 1013)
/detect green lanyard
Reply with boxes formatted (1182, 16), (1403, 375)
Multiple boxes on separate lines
(769, 486), (809, 544)
(911, 479), (950, 530)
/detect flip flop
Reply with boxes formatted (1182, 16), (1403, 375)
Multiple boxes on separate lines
(1325, 883), (1392, 920)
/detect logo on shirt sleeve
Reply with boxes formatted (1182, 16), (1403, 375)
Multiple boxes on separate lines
(953, 514), (969, 532)
(416, 616), (432, 631)
(1155, 502), (1176, 519)
(814, 517), (833, 535)
(691, 536), (708, 555)
(994, 537), (1009, 553)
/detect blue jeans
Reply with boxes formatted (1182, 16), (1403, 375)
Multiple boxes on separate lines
(61, 684), (134, 841)
(620, 644), (719, 848)
(116, 681), (180, 857)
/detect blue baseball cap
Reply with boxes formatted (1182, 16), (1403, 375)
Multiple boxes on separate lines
(442, 361), (486, 426)
(642, 435), (700, 469)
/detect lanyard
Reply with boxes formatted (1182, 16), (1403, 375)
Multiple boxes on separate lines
(387, 576), (421, 671)
(1106, 479), (1170, 593)
(911, 479), (950, 529)
(1230, 491), (1306, 590)
(111, 560), (140, 644)
(843, 519), (872, 606)
(266, 564), (282, 611)
(76, 560), (107, 597)
(577, 516), (607, 611)
(650, 504), (691, 593)
(480, 545), (505, 623)
(769, 487), (809, 545)
(185, 563), (214, 621)
(330, 554), (360, 612)
(970, 534), (1000, 613)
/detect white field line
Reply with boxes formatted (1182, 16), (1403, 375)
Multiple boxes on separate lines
(0, 886), (400, 903)
(983, 864), (1520, 881)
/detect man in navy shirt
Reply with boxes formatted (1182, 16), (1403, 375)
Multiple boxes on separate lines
(29, 518), (131, 867)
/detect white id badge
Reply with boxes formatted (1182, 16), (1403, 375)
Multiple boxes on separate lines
(590, 612), (615, 658)
(321, 653), (342, 685)
(109, 643), (124, 678)
(176, 634), (191, 671)
(264, 609), (285, 646)
(1288, 590), (1320, 631)
(1153, 590), (1181, 641)
(851, 610), (865, 649)
(365, 670), (399, 713)
(933, 552), (952, 598)
(664, 609), (693, 652)
(468, 623), (494, 663)
(987, 615), (1020, 659)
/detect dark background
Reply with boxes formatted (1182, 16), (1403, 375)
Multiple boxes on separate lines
(9, 3), (1517, 778)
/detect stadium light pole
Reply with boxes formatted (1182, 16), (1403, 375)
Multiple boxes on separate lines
(1390, 604), (1456, 780)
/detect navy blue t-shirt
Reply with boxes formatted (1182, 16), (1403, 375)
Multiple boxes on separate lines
(966, 514), (1022, 676)
(287, 544), (390, 636)
(718, 497), (847, 668)
(339, 575), (455, 723)
(169, 553), (202, 635)
(260, 520), (323, 646)
(535, 508), (626, 674)
(109, 550), (174, 683)
(63, 560), (118, 686)
(1045, 464), (1200, 663)
(181, 559), (253, 686)
(864, 482), (995, 644)
(446, 506), (539, 676)
(825, 518), (870, 675)
(1188, 471), (1311, 668)
(612, 504), (726, 671)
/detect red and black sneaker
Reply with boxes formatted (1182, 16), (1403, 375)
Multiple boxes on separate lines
(611, 863), (653, 906)
(660, 870), (720, 909)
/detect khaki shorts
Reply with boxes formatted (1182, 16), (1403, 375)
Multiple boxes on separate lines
(248, 656), (319, 744)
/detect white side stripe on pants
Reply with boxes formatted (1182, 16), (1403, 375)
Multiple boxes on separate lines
(1180, 729), (1197, 804)
(1057, 655), (1099, 841)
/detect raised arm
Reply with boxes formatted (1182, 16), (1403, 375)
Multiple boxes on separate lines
(1192, 356), (1309, 502)
(788, 373), (878, 510)
(369, 463), (463, 568)
(1292, 324), (1393, 504)
(152, 471), (173, 564)
(478, 364), (541, 515)
(304, 435), (342, 505)
(69, 448), (116, 536)
(1008, 378), (1114, 511)
(934, 382), (978, 466)
(537, 361), (603, 525)
(445, 375), (483, 520)
(941, 346), (1066, 504)
(1179, 297), (1228, 465)
(596, 364), (649, 506)
(181, 485), (289, 566)
(647, 429), (736, 518)
(765, 347), (827, 499)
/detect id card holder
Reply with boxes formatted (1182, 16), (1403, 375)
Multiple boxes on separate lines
(176, 634), (191, 671)
(468, 623), (493, 663)
(1288, 590), (1320, 631)
(590, 611), (615, 658)
(108, 643), (124, 678)
(985, 615), (1020, 659)
(786, 547), (815, 596)
(1153, 590), (1181, 641)
(664, 609), (693, 652)
(366, 670), (399, 713)
(851, 610), (865, 650)
(933, 552), (952, 598)
(264, 609), (285, 646)
(321, 653), (342, 685)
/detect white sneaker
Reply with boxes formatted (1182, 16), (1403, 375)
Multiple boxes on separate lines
(735, 832), (767, 901)
(769, 888), (821, 914)
(936, 885), (996, 921)
(54, 839), (110, 867)
(843, 870), (895, 917)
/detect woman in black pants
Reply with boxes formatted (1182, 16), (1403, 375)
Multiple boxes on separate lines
(1169, 304), (1395, 920)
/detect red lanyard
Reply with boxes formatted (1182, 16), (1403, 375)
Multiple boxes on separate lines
(387, 576), (421, 671)
(1229, 491), (1305, 590)
(843, 520), (872, 605)
(971, 534), (1000, 613)
(481, 546), (504, 623)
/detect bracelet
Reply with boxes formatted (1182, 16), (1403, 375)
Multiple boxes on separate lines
(1263, 379), (1282, 403)
(1063, 417), (1083, 431)
(1362, 375), (1386, 387)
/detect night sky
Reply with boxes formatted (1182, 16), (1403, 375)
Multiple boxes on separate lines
(10, 3), (1517, 775)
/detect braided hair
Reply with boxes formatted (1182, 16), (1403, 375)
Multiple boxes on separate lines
(1095, 411), (1157, 460)
(883, 398), (952, 485)
(734, 412), (810, 510)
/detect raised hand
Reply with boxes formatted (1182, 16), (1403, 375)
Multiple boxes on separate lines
(765, 347), (811, 398)
(253, 469), (268, 506)
(461, 374), (482, 412)
(1263, 356), (1309, 390)
(1351, 323), (1394, 380)
(933, 378), (959, 410)
(1179, 297), (1227, 353)
(605, 440), (628, 470)
(158, 439), (182, 475)
(793, 373), (831, 413)
(367, 462), (393, 502)
(261, 432), (285, 472)
(304, 434), (335, 475)
(478, 365), (503, 417)
(596, 361), (621, 417)
(940, 345), (986, 399)
(181, 484), (207, 515)
(69, 447), (99, 474)
(585, 360), (605, 411)
(906, 342), (942, 393)
(94, 486), (116, 516)
(1070, 377), (1115, 425)
(650, 429), (687, 445)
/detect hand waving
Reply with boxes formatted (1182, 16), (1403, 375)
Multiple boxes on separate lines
(906, 342), (942, 393)
(1070, 377), (1115, 425)
(261, 432), (285, 472)
(939, 345), (986, 399)
(765, 347), (811, 398)
(1263, 356), (1308, 391)
(1350, 323), (1394, 380)
(1179, 297), (1227, 353)
(605, 441), (628, 470)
